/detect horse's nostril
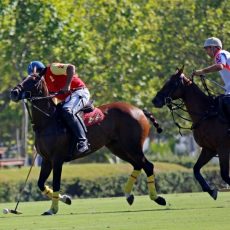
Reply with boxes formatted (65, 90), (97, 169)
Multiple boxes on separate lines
(152, 97), (163, 108)
(10, 90), (19, 101)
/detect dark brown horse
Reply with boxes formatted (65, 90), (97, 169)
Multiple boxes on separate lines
(10, 74), (166, 215)
(152, 67), (230, 200)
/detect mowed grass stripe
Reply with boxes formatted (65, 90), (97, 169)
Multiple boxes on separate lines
(0, 192), (230, 230)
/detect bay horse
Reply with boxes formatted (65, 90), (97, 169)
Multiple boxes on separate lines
(10, 74), (166, 215)
(152, 67), (230, 200)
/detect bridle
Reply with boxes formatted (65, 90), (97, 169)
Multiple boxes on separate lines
(159, 75), (194, 135)
(159, 74), (216, 135)
(165, 75), (185, 107)
(11, 77), (58, 122)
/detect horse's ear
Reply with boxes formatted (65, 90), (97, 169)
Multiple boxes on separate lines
(178, 65), (184, 75)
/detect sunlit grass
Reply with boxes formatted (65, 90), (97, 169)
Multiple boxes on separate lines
(0, 192), (229, 230)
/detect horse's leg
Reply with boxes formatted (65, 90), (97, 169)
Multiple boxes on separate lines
(218, 148), (230, 187)
(141, 157), (166, 206)
(124, 167), (142, 205)
(37, 159), (52, 195)
(107, 144), (142, 205)
(116, 139), (165, 205)
(38, 158), (71, 207)
(193, 148), (217, 200)
(43, 158), (64, 215)
(107, 143), (165, 206)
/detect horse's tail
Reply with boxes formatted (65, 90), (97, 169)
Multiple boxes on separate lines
(143, 109), (163, 134)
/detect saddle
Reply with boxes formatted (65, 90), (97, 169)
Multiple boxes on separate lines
(217, 95), (230, 123)
(79, 100), (95, 113)
(192, 96), (230, 129)
(77, 100), (105, 127)
(56, 100), (105, 127)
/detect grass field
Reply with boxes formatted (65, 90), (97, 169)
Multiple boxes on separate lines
(0, 192), (229, 230)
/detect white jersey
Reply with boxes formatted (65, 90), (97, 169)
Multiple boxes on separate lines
(214, 50), (230, 94)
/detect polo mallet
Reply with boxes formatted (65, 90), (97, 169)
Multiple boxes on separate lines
(3, 147), (38, 215)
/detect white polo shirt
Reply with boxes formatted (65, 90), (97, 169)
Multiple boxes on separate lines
(215, 50), (230, 94)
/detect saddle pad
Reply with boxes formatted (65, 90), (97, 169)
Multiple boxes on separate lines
(83, 108), (105, 126)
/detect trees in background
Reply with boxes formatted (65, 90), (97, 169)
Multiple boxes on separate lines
(0, 0), (229, 156)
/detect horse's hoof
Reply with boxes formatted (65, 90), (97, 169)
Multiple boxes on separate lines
(126, 194), (134, 205)
(60, 195), (72, 205)
(208, 189), (218, 200)
(154, 196), (166, 206)
(41, 211), (54, 216)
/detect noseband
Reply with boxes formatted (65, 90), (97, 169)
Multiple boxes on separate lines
(12, 77), (55, 119)
(159, 75), (185, 107)
(159, 75), (193, 135)
(11, 83), (32, 100)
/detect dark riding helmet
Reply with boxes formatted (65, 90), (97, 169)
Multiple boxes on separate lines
(27, 61), (45, 75)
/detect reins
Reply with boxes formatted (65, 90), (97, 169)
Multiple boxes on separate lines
(166, 98), (193, 136)
(22, 98), (54, 130)
(30, 92), (61, 101)
(165, 75), (218, 135)
(24, 93), (60, 120)
(200, 75), (213, 97)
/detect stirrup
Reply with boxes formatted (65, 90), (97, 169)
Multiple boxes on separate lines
(77, 141), (90, 154)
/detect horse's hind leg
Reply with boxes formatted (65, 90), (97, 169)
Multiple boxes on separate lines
(117, 137), (166, 205)
(218, 148), (230, 188)
(193, 148), (217, 200)
(125, 154), (166, 206)
(107, 143), (166, 206)
(124, 167), (142, 205)
(106, 144), (141, 205)
(140, 156), (166, 206)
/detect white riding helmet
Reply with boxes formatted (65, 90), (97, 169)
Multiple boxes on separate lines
(203, 37), (222, 49)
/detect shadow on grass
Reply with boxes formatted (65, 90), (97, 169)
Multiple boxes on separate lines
(0, 205), (227, 219)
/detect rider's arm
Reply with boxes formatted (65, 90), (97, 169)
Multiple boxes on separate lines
(50, 63), (76, 91)
(63, 65), (75, 91)
(194, 64), (223, 76)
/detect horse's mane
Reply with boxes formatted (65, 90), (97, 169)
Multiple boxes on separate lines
(40, 77), (50, 96)
(35, 76), (58, 111)
(183, 74), (214, 102)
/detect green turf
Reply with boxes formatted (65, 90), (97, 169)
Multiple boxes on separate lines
(0, 192), (229, 230)
(0, 162), (189, 182)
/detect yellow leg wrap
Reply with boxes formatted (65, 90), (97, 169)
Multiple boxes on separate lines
(50, 191), (59, 214)
(42, 185), (53, 199)
(124, 170), (141, 194)
(147, 175), (157, 200)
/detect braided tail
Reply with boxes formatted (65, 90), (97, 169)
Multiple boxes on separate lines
(143, 109), (163, 133)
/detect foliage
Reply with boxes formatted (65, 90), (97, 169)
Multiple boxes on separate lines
(148, 139), (174, 157)
(0, 163), (223, 203)
(148, 142), (198, 168)
(0, 168), (225, 202)
(1, 0), (230, 155)
(0, 163), (189, 182)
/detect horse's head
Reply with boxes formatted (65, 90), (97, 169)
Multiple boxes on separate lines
(152, 66), (191, 108)
(10, 74), (47, 102)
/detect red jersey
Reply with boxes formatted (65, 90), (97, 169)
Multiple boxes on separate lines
(44, 63), (85, 101)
